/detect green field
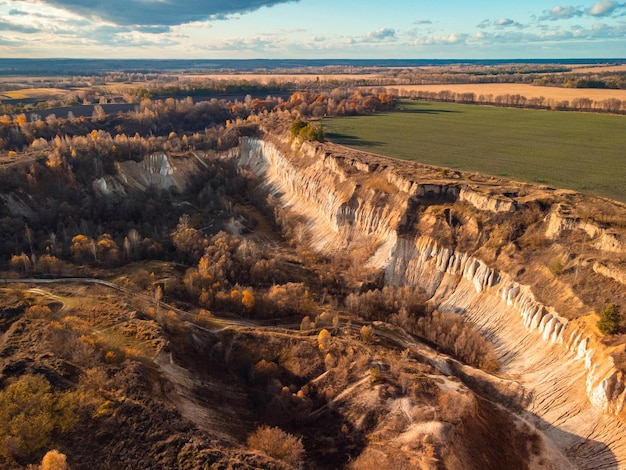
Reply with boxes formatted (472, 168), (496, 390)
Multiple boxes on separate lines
(323, 101), (626, 203)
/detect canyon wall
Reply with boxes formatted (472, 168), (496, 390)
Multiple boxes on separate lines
(93, 152), (209, 197)
(239, 136), (626, 468)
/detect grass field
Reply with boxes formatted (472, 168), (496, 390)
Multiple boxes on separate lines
(323, 101), (626, 203)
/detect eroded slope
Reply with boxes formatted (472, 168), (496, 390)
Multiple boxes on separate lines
(239, 133), (626, 468)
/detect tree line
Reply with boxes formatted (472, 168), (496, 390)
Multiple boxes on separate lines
(375, 87), (626, 114)
(0, 89), (394, 152)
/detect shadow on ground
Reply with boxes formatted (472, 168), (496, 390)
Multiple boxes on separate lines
(325, 132), (384, 148)
(396, 107), (460, 114)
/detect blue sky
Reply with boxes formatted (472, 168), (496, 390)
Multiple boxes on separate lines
(0, 0), (625, 58)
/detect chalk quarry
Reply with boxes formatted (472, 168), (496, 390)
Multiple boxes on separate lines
(84, 128), (626, 467)
(236, 133), (626, 469)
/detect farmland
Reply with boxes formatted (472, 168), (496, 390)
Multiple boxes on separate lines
(323, 100), (626, 203)
(374, 83), (626, 104)
(0, 87), (68, 101)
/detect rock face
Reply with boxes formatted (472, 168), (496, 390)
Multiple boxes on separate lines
(238, 135), (626, 469)
(93, 152), (208, 196)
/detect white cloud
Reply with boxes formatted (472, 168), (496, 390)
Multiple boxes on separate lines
(478, 18), (523, 29)
(0, 34), (18, 45)
(412, 32), (468, 46)
(540, 5), (583, 21)
(495, 18), (523, 28)
(586, 0), (623, 16)
(109, 30), (178, 47)
(0, 19), (39, 33)
(587, 21), (626, 36)
(200, 36), (277, 51)
(366, 28), (396, 41)
(464, 21), (626, 45)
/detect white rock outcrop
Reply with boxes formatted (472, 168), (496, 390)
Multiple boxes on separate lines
(92, 152), (204, 196)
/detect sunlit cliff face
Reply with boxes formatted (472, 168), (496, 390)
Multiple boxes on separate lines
(238, 136), (626, 469)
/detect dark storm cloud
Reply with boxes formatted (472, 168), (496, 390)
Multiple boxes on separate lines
(22, 0), (299, 26)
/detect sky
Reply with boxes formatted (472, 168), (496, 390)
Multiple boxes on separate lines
(0, 0), (625, 59)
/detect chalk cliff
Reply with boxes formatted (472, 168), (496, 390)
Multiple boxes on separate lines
(238, 135), (626, 468)
(92, 152), (212, 197)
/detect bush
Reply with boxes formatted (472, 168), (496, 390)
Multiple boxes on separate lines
(289, 119), (324, 142)
(41, 450), (67, 470)
(549, 257), (564, 275)
(0, 375), (77, 463)
(317, 329), (331, 351)
(25, 305), (52, 319)
(597, 303), (621, 335)
(247, 425), (304, 467)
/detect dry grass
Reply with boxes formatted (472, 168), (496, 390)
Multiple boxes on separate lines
(372, 83), (626, 102)
(568, 64), (626, 74)
(366, 174), (399, 194)
(3, 88), (69, 100)
(0, 76), (64, 83)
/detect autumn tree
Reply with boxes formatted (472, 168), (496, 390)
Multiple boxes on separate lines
(182, 268), (202, 300)
(46, 148), (63, 168)
(300, 315), (314, 331)
(242, 289), (255, 310)
(25, 305), (52, 319)
(126, 228), (142, 259)
(247, 425), (305, 467)
(360, 325), (373, 343)
(253, 359), (279, 383)
(14, 113), (27, 128)
(196, 309), (213, 327)
(0, 375), (77, 462)
(92, 104), (107, 122)
(318, 329), (331, 351)
(71, 234), (96, 263)
(95, 234), (120, 266)
(37, 254), (62, 275)
(10, 253), (31, 273)
(40, 450), (67, 470)
(171, 214), (207, 263)
(324, 352), (336, 370)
